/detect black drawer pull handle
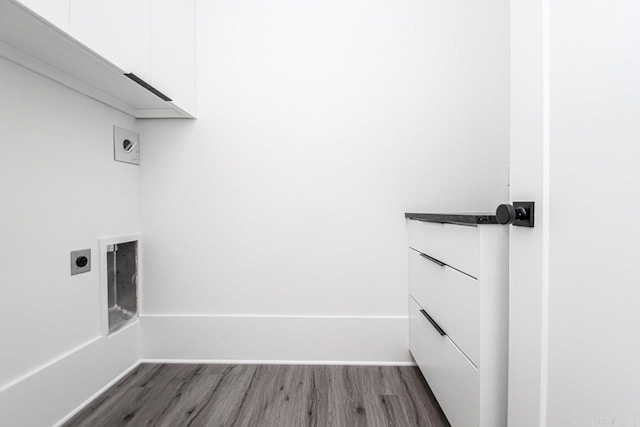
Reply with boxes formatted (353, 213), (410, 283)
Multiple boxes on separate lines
(420, 309), (446, 336)
(419, 252), (445, 267)
(125, 73), (172, 101)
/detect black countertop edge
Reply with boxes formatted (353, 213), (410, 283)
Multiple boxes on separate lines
(405, 212), (499, 225)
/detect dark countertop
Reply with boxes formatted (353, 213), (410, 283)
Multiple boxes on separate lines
(405, 212), (499, 225)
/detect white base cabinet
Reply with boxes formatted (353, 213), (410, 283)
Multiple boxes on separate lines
(406, 216), (508, 427)
(410, 297), (479, 427)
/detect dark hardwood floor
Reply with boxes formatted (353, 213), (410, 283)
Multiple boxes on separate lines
(64, 363), (450, 427)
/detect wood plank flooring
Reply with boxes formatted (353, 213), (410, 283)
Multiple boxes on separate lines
(64, 364), (450, 427)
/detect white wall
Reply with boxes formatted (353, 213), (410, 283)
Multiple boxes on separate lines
(139, 0), (510, 362)
(0, 57), (141, 426)
(509, 1), (640, 426)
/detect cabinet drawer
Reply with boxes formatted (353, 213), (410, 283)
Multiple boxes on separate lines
(409, 248), (480, 364)
(407, 219), (479, 277)
(409, 297), (479, 427)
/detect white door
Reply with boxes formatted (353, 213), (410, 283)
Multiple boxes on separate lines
(509, 1), (640, 426)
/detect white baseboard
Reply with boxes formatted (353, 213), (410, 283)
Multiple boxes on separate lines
(141, 358), (415, 366)
(52, 360), (140, 427)
(0, 323), (140, 427)
(1, 315), (411, 427)
(140, 314), (412, 365)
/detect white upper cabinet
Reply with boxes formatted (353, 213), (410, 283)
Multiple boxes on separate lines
(69, 0), (151, 82)
(68, 0), (196, 116)
(149, 0), (196, 116)
(17, 0), (69, 31)
(7, 0), (195, 118)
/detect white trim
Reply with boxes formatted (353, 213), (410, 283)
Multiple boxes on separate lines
(539, 0), (551, 424)
(141, 313), (407, 320)
(0, 322), (140, 427)
(141, 359), (415, 367)
(52, 361), (141, 427)
(508, 1), (548, 424)
(140, 315), (411, 365)
(0, 335), (100, 393)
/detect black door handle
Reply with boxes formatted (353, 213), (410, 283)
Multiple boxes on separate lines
(496, 201), (535, 227)
(420, 309), (446, 336)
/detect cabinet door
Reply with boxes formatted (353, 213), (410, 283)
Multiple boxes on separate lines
(18, 0), (70, 32)
(150, 0), (196, 114)
(69, 0), (151, 81)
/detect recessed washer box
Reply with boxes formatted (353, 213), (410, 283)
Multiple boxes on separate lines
(99, 234), (140, 335)
(113, 126), (140, 165)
